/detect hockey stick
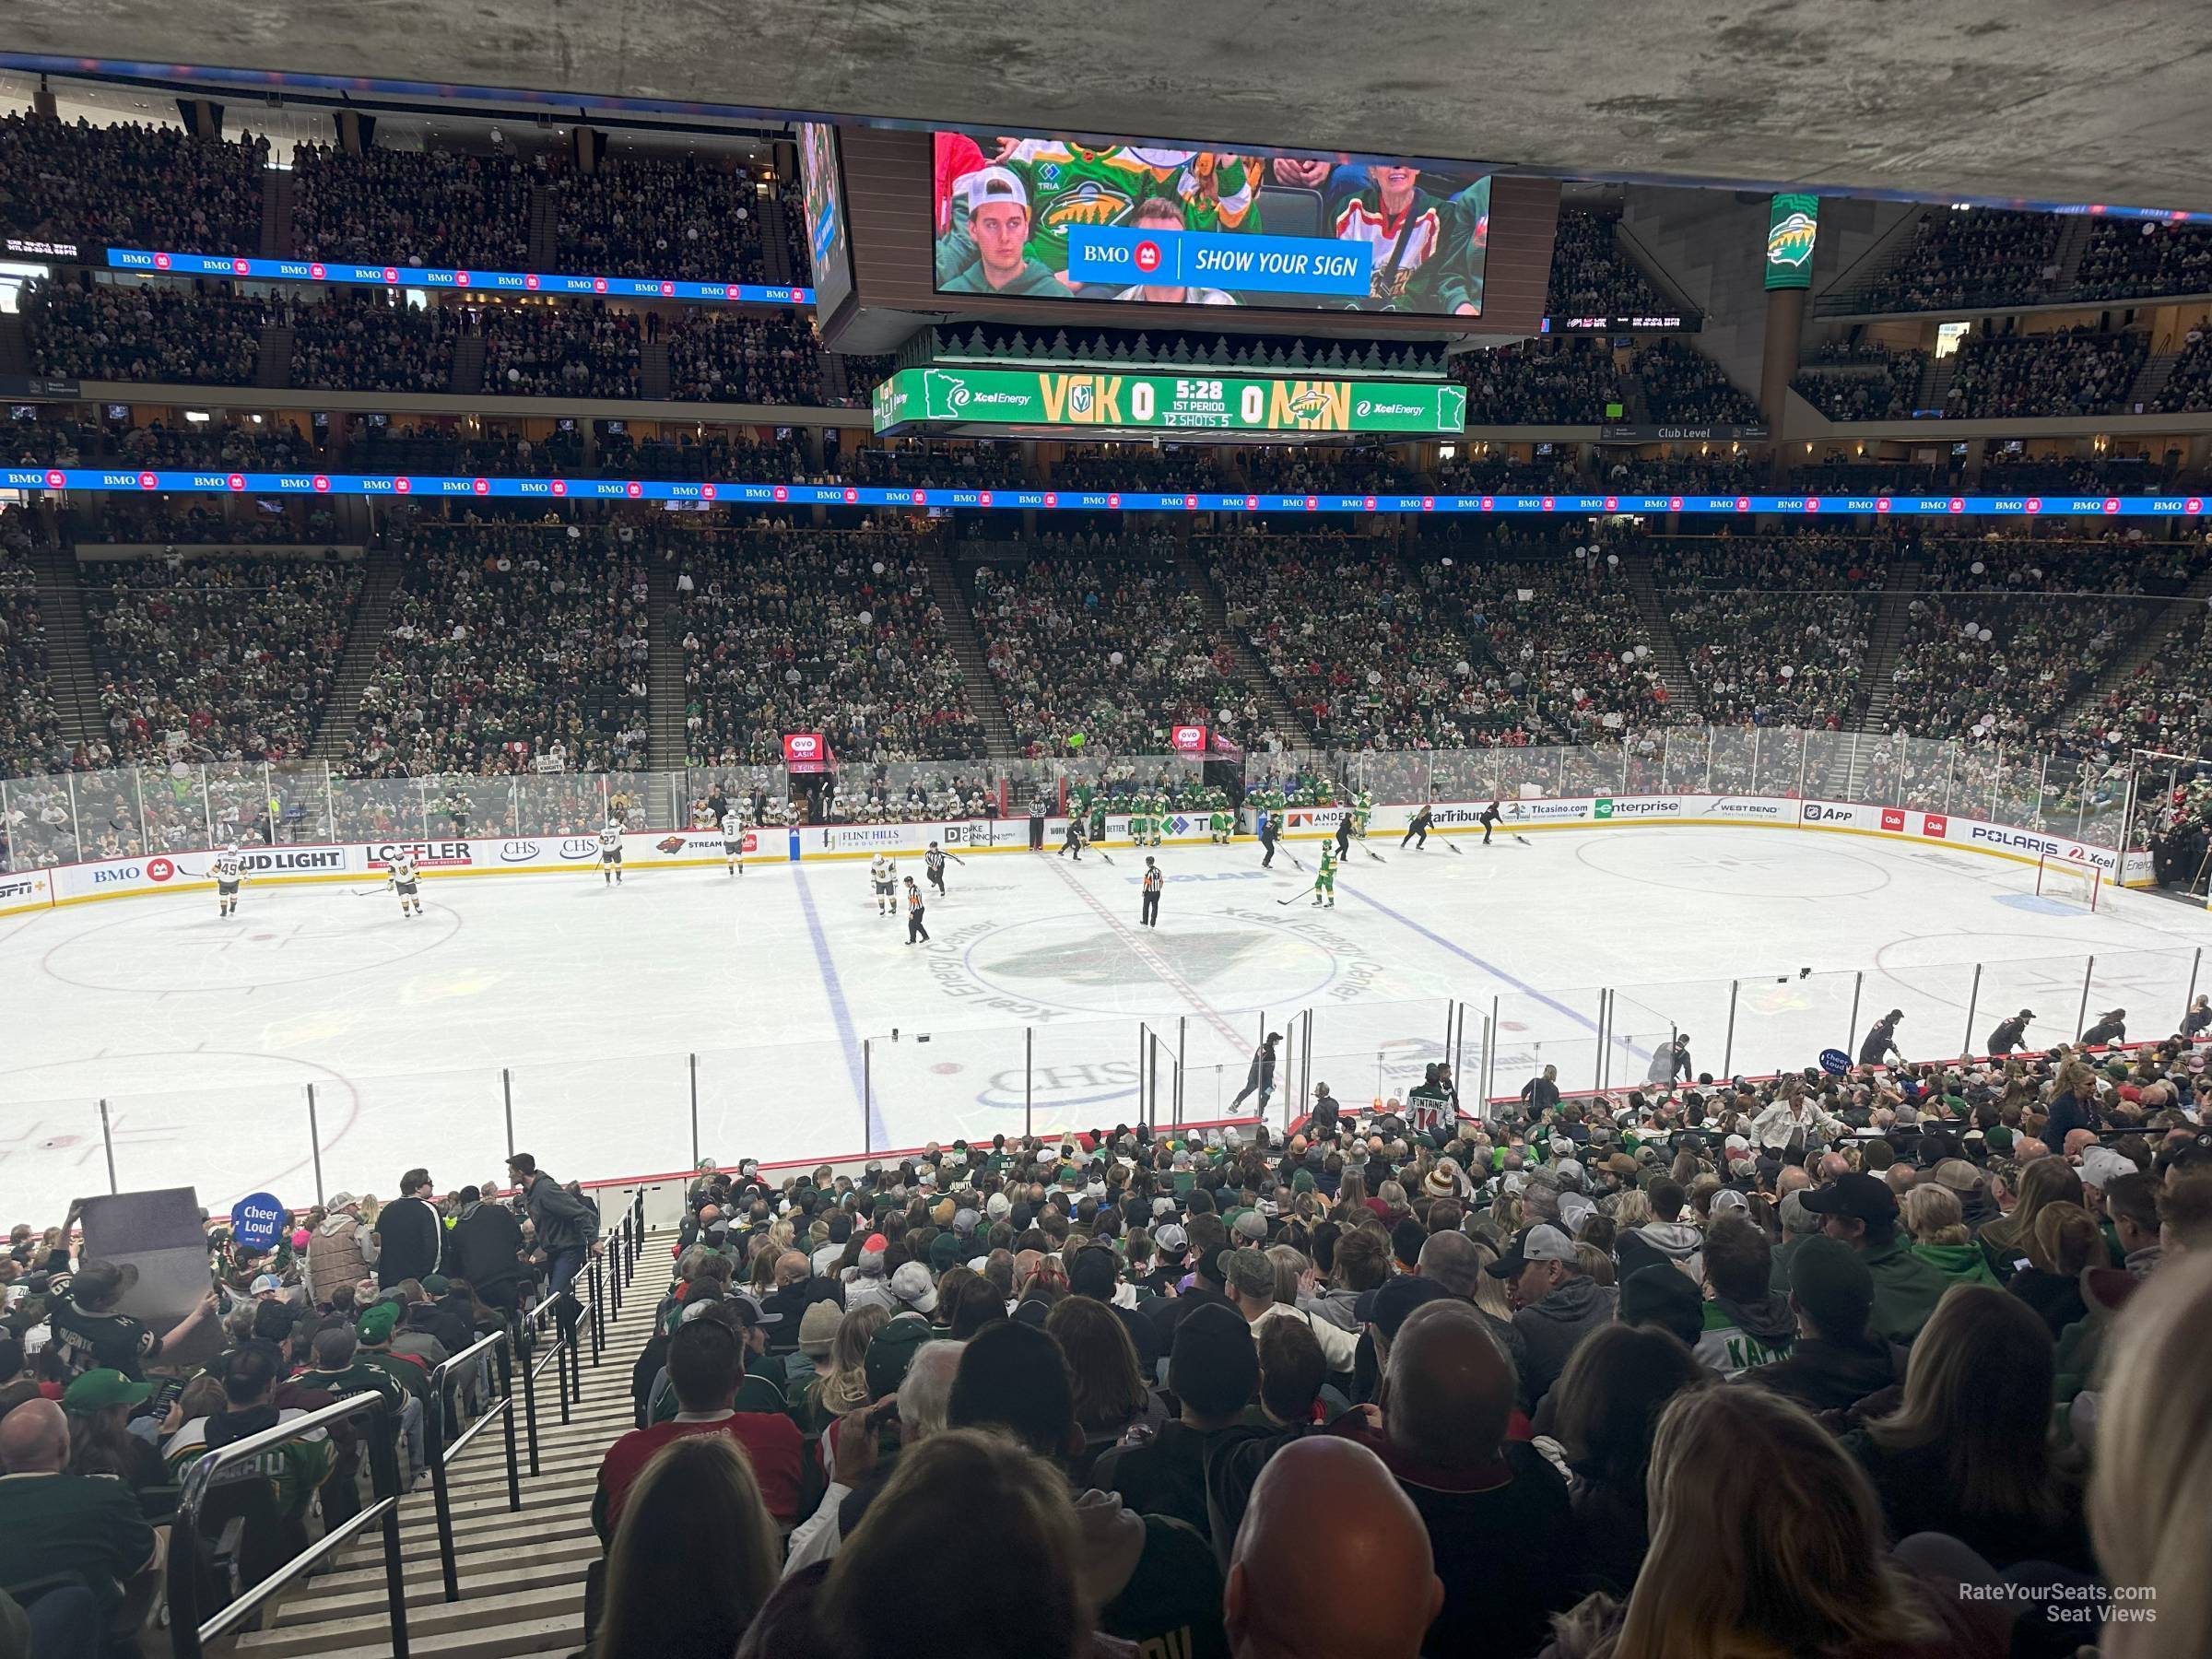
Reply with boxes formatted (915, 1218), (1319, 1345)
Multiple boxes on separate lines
(1514, 833), (1532, 846)
(1097, 851), (1115, 865)
(1364, 849), (1386, 865)
(1444, 838), (1463, 855)
(1277, 883), (1318, 906)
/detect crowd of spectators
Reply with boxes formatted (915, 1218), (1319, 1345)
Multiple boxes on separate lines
(1212, 530), (1517, 749)
(2073, 219), (2212, 302)
(564, 1019), (2207, 1659)
(345, 521), (651, 776)
(291, 142), (535, 272)
(969, 543), (1249, 756)
(480, 301), (641, 399)
(81, 550), (361, 765)
(2060, 598), (2212, 764)
(663, 310), (825, 406)
(1943, 328), (2148, 420)
(23, 279), (269, 386)
(1439, 447), (1583, 495)
(846, 441), (1036, 493)
(1457, 342), (1623, 426)
(287, 290), (460, 394)
(0, 509), (67, 780)
(1632, 341), (1763, 425)
(0, 112), (266, 253)
(1888, 594), (2129, 746)
(2151, 322), (2212, 414)
(1793, 351), (1928, 421)
(1979, 451), (2168, 497)
(1597, 453), (1762, 495)
(1544, 210), (1673, 319)
(670, 526), (984, 766)
(556, 152), (771, 284)
(1654, 537), (1880, 728)
(1853, 208), (2063, 312)
(77, 501), (342, 547)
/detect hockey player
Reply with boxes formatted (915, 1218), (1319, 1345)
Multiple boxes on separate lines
(1257, 809), (1280, 869)
(1313, 843), (1338, 908)
(721, 807), (747, 877)
(1058, 818), (1085, 861)
(599, 820), (624, 886)
(1351, 788), (1373, 840)
(1209, 806), (1233, 845)
(212, 843), (244, 917)
(1147, 794), (1167, 849)
(1128, 799), (1149, 851)
(871, 853), (898, 915)
(1402, 803), (1434, 850)
(1478, 799), (1503, 845)
(1139, 857), (1163, 927)
(924, 841), (947, 897)
(904, 877), (930, 945)
(387, 848), (425, 918)
(1088, 798), (1108, 848)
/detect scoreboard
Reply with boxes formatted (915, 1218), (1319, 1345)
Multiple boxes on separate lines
(872, 367), (1465, 437)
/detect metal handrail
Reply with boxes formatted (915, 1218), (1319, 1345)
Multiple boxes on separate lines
(425, 1327), (521, 1602)
(167, 1391), (407, 1659)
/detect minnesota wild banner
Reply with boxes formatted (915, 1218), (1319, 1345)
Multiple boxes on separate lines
(1765, 194), (1820, 290)
(872, 366), (1465, 436)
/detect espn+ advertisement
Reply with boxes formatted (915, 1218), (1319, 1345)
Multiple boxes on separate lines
(932, 131), (1491, 315)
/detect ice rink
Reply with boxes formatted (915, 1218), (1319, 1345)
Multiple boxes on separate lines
(4, 824), (2208, 1223)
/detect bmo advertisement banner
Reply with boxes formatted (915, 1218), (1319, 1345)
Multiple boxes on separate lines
(1170, 725), (1209, 755)
(782, 733), (831, 774)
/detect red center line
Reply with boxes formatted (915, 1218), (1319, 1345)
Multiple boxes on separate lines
(1044, 857), (1248, 1057)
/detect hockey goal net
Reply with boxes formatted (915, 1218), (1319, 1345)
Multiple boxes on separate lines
(2036, 853), (2102, 912)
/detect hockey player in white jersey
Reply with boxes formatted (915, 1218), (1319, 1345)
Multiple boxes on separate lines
(722, 809), (747, 877)
(599, 820), (623, 886)
(387, 849), (425, 918)
(870, 853), (897, 916)
(212, 844), (244, 916)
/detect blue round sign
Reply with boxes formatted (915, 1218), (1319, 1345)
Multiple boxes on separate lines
(229, 1192), (288, 1251)
(1818, 1049), (1851, 1077)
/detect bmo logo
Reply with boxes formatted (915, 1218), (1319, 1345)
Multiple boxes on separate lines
(1948, 498), (1965, 513)
(1735, 497), (1751, 512)
(1604, 496), (1618, 512)
(1876, 497), (1891, 512)
(1045, 492), (1059, 508)
(472, 477), (489, 495)
(454, 270), (472, 287)
(1362, 496), (1378, 512)
(550, 479), (568, 497)
(660, 281), (676, 297)
(2104, 498), (2122, 515)
(382, 267), (399, 284)
(147, 857), (177, 882)
(725, 286), (743, 301)
(979, 491), (994, 507)
(2025, 498), (2042, 514)
(700, 484), (717, 501)
(843, 488), (858, 504)
(524, 273), (540, 289)
(594, 277), (609, 293)
(2189, 498), (2206, 515)
(232, 258), (250, 275)
(312, 475), (332, 492)
(1923, 813), (1948, 838)
(1422, 496), (1436, 512)
(1879, 808), (1906, 832)
(137, 473), (158, 490)
(310, 263), (327, 280)
(1541, 496), (1556, 512)
(154, 252), (172, 269)
(1804, 496), (1821, 512)
(1107, 493), (1122, 509)
(772, 486), (789, 502)
(1480, 497), (1495, 512)
(394, 477), (412, 494)
(44, 470), (64, 488)
(1668, 496), (1683, 512)
(1306, 496), (1320, 512)
(625, 481), (642, 499)
(1135, 240), (1163, 274)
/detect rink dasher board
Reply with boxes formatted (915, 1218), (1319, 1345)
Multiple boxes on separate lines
(3, 794), (2145, 915)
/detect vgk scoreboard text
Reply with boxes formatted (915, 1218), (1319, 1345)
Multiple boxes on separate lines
(872, 367), (1466, 437)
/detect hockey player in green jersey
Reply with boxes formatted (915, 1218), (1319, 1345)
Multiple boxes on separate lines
(1351, 788), (1374, 839)
(1209, 807), (1233, 844)
(1149, 794), (1168, 847)
(1089, 800), (1108, 845)
(1313, 843), (1338, 907)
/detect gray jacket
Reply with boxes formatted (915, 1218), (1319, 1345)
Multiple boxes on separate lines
(520, 1173), (598, 1255)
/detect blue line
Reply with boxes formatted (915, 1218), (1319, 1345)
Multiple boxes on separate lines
(792, 867), (888, 1148)
(1343, 884), (1653, 1063)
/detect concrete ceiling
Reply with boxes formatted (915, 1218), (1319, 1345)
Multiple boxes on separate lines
(8, 0), (2209, 212)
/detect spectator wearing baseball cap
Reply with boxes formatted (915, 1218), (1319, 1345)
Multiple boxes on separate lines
(1799, 1171), (1948, 1346)
(1742, 1235), (1904, 1414)
(940, 167), (1062, 295)
(1491, 1223), (1616, 1408)
(59, 1368), (169, 1493)
(1092, 1303), (1258, 1541)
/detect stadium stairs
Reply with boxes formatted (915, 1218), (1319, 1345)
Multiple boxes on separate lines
(638, 344), (670, 402)
(306, 545), (401, 763)
(818, 349), (851, 405)
(0, 312), (27, 376)
(1844, 558), (1924, 753)
(2048, 217), (2096, 295)
(2053, 563), (2212, 731)
(2126, 351), (2180, 412)
(233, 1232), (668, 1659)
(643, 556), (690, 776)
(1810, 209), (1928, 319)
(526, 185), (559, 272)
(450, 335), (486, 398)
(261, 170), (296, 259)
(1620, 553), (1702, 718)
(254, 324), (295, 391)
(759, 198), (794, 289)
(1172, 547), (1321, 747)
(26, 538), (101, 750)
(924, 545), (1019, 759)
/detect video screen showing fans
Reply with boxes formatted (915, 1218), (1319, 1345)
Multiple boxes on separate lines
(798, 122), (854, 317)
(932, 131), (1492, 315)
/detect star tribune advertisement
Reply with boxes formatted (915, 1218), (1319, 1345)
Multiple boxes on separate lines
(930, 130), (1491, 315)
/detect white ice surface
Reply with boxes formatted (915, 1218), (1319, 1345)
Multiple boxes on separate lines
(3, 826), (2207, 1222)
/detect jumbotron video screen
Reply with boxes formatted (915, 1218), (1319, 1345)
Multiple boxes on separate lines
(932, 130), (1492, 315)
